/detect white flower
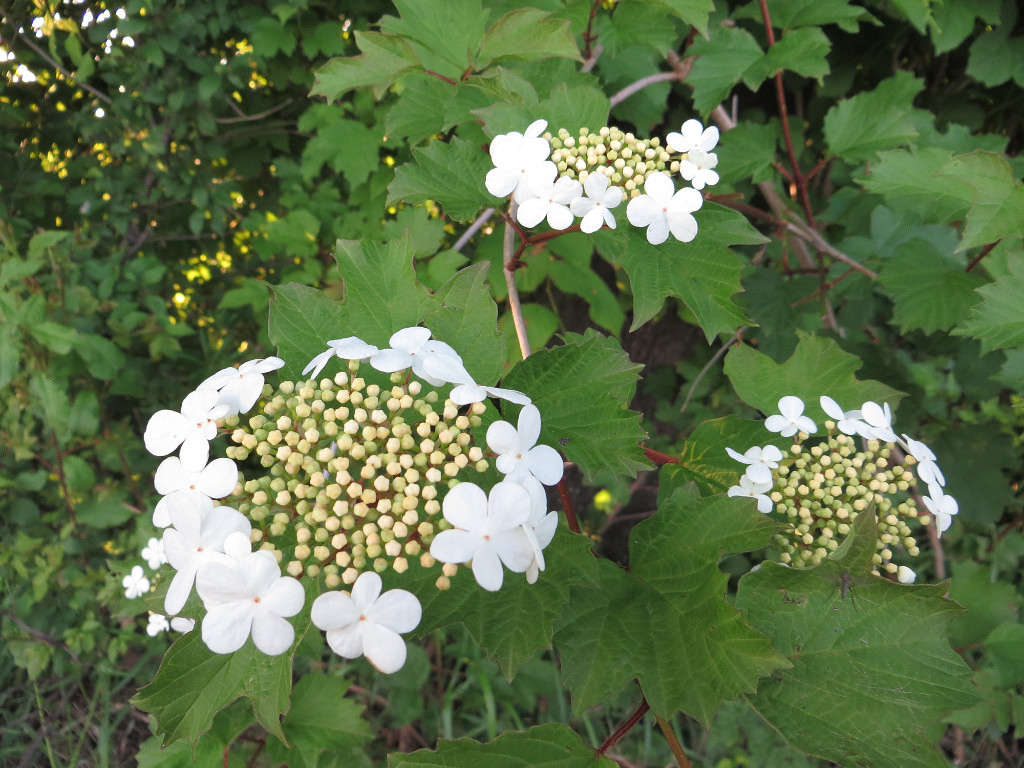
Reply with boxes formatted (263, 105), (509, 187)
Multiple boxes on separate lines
(303, 337), (380, 380)
(569, 172), (623, 233)
(666, 118), (719, 154)
(520, 477), (558, 584)
(764, 396), (817, 437)
(161, 494), (252, 615)
(726, 475), (775, 514)
(141, 537), (167, 569)
(370, 327), (464, 387)
(143, 389), (229, 468)
(195, 532), (304, 656)
(171, 617), (195, 633)
(197, 357), (284, 415)
(311, 571), (421, 674)
(626, 172), (703, 245)
(430, 481), (535, 592)
(901, 434), (945, 487)
(147, 613), (170, 636)
(123, 565), (150, 599)
(486, 404), (564, 485)
(515, 164), (582, 231)
(678, 148), (719, 190)
(896, 566), (917, 585)
(485, 119), (552, 201)
(435, 357), (531, 406)
(922, 486), (958, 537)
(152, 455), (239, 527)
(859, 401), (898, 442)
(820, 396), (868, 436)
(725, 445), (783, 485)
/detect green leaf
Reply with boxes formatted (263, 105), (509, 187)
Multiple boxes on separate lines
(501, 330), (649, 483)
(268, 283), (348, 380)
(408, 526), (600, 677)
(967, 24), (1024, 87)
(312, 32), (420, 101)
(860, 148), (975, 228)
(723, 333), (904, 422)
(884, 0), (933, 33)
(595, 203), (762, 340)
(333, 235), (424, 346)
(953, 263), (1024, 353)
(477, 9), (580, 65)
(130, 618), (299, 747)
(300, 111), (383, 187)
(75, 333), (128, 380)
(687, 26), (764, 115)
(934, 151), (1024, 251)
(877, 240), (987, 333)
(383, 0), (487, 75)
(389, 723), (620, 768)
(422, 262), (506, 386)
(30, 322), (78, 355)
(743, 27), (831, 90)
(388, 137), (491, 222)
(547, 232), (626, 335)
(668, 415), (790, 496)
(645, 0), (714, 37)
(824, 72), (924, 162)
(737, 513), (976, 768)
(0, 256), (46, 287)
(948, 560), (1020, 647)
(385, 74), (457, 145)
(27, 230), (70, 260)
(0, 332), (21, 389)
(555, 485), (787, 721)
(267, 674), (372, 768)
(748, 0), (871, 32)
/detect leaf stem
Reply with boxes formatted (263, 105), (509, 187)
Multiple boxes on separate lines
(557, 479), (581, 534)
(643, 447), (680, 465)
(595, 696), (649, 757)
(502, 201), (532, 359)
(965, 240), (999, 272)
(422, 69), (458, 86)
(655, 714), (692, 768)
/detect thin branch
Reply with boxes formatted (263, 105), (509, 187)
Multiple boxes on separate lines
(609, 71), (682, 107)
(10, 25), (112, 104)
(595, 696), (650, 757)
(557, 479), (581, 534)
(214, 97), (294, 124)
(452, 208), (494, 252)
(679, 328), (746, 414)
(784, 217), (877, 279)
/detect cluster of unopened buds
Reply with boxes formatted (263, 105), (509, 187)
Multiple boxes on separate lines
(128, 327), (564, 673)
(485, 118), (719, 244)
(727, 395), (957, 584)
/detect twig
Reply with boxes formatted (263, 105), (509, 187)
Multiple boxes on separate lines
(452, 208), (494, 252)
(557, 479), (581, 534)
(215, 98), (294, 124)
(595, 696), (650, 757)
(502, 201), (532, 359)
(680, 328), (745, 414)
(783, 217), (877, 279)
(609, 71), (682, 107)
(9, 24), (112, 104)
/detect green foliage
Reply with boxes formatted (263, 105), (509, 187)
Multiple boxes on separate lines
(4, 0), (1023, 764)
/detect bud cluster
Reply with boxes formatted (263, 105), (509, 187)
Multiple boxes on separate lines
(546, 126), (674, 198)
(769, 432), (921, 574)
(224, 363), (488, 589)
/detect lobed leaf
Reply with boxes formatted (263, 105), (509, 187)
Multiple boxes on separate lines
(388, 137), (492, 222)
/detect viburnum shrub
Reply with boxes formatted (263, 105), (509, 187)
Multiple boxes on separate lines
(105, 0), (1024, 766)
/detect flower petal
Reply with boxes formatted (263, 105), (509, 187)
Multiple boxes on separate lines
(486, 420), (520, 455)
(362, 623), (408, 674)
(202, 602), (254, 654)
(525, 444), (564, 485)
(470, 543), (504, 591)
(430, 529), (481, 564)
(251, 612), (295, 655)
(311, 591), (359, 631)
(369, 589), (422, 634)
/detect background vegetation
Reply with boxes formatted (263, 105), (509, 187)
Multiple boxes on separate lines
(1, 0), (1022, 765)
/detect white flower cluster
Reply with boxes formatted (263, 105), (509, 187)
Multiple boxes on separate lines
(133, 327), (564, 674)
(485, 119), (719, 245)
(727, 395), (957, 583)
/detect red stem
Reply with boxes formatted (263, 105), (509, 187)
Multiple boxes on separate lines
(557, 479), (581, 534)
(644, 447), (680, 465)
(966, 240), (999, 272)
(596, 697), (650, 757)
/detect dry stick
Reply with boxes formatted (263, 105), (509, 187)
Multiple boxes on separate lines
(609, 71), (683, 107)
(452, 208), (494, 252)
